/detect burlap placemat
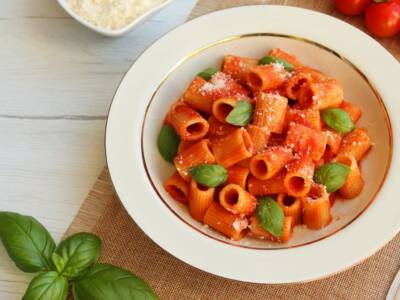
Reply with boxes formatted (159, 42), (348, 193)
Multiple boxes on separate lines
(65, 1), (400, 299)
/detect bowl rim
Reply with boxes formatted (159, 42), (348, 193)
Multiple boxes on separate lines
(105, 5), (400, 283)
(56, 0), (173, 37)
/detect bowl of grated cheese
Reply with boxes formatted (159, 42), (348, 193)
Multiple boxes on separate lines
(57, 0), (173, 36)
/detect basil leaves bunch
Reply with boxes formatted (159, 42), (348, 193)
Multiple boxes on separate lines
(0, 212), (158, 300)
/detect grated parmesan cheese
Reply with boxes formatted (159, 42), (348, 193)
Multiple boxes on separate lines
(232, 218), (248, 232)
(68, 0), (166, 30)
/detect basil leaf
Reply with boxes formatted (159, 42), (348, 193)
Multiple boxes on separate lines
(321, 108), (355, 133)
(226, 100), (253, 126)
(157, 124), (180, 163)
(190, 164), (228, 187)
(54, 232), (101, 279)
(72, 263), (159, 300)
(0, 212), (55, 272)
(51, 252), (66, 274)
(258, 55), (294, 72)
(256, 197), (284, 237)
(314, 162), (351, 193)
(22, 271), (68, 300)
(197, 67), (218, 81)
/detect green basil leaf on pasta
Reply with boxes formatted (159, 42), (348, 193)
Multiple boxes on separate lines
(314, 162), (351, 193)
(190, 164), (228, 187)
(22, 272), (68, 300)
(197, 67), (218, 81)
(72, 264), (159, 300)
(258, 55), (294, 72)
(0, 212), (55, 272)
(226, 100), (253, 126)
(256, 197), (284, 237)
(321, 108), (355, 133)
(157, 124), (180, 163)
(54, 232), (101, 279)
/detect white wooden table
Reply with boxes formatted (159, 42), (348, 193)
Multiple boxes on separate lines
(0, 0), (196, 298)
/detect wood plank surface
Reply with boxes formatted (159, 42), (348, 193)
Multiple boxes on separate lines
(0, 0), (196, 298)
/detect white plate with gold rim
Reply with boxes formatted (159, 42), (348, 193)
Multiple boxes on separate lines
(106, 5), (399, 283)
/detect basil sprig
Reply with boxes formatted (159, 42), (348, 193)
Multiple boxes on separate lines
(0, 212), (158, 300)
(258, 55), (294, 72)
(256, 197), (284, 237)
(157, 124), (180, 163)
(190, 164), (228, 187)
(226, 100), (253, 126)
(314, 162), (351, 193)
(321, 108), (355, 133)
(197, 67), (218, 81)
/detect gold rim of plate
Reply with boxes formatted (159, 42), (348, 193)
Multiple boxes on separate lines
(139, 33), (393, 250)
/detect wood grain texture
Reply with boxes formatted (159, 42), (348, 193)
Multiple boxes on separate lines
(0, 0), (196, 116)
(0, 0), (196, 299)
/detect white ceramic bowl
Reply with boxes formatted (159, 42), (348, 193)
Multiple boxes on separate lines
(57, 0), (173, 37)
(106, 5), (399, 283)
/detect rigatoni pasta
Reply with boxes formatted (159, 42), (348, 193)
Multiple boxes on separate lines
(222, 55), (258, 84)
(253, 92), (288, 134)
(164, 172), (189, 204)
(284, 157), (314, 198)
(212, 128), (255, 168)
(277, 194), (302, 226)
(248, 172), (287, 196)
(333, 154), (364, 199)
(156, 47), (372, 243)
(212, 97), (238, 123)
(249, 146), (292, 180)
(301, 183), (332, 230)
(299, 79), (344, 110)
(285, 123), (327, 162)
(189, 180), (215, 221)
(219, 184), (257, 217)
(167, 103), (209, 141)
(183, 71), (248, 114)
(226, 165), (250, 189)
(203, 202), (248, 241)
(337, 128), (372, 161)
(246, 124), (270, 153)
(174, 139), (215, 181)
(247, 64), (288, 91)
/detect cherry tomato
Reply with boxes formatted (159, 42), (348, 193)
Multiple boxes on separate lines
(364, 0), (400, 38)
(334, 0), (371, 16)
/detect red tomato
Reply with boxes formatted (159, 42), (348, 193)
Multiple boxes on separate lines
(334, 0), (371, 16)
(364, 1), (400, 37)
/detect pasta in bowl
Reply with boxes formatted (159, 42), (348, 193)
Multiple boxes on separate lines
(157, 47), (375, 246)
(106, 5), (398, 283)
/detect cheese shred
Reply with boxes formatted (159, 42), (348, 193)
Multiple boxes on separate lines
(68, 0), (166, 30)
